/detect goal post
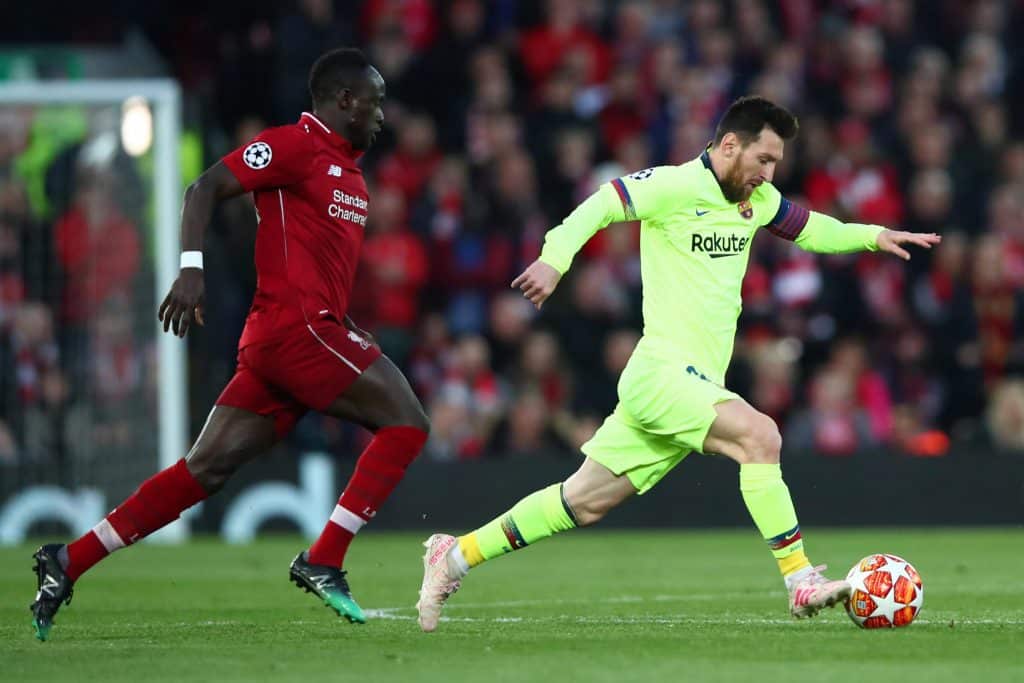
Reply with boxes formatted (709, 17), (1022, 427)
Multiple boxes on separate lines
(0, 80), (188, 542)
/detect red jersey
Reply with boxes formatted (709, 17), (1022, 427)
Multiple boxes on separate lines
(221, 112), (369, 347)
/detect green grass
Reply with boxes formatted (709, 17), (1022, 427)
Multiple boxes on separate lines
(2, 529), (1021, 682)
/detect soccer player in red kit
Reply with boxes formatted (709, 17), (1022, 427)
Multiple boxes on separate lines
(29, 48), (428, 641)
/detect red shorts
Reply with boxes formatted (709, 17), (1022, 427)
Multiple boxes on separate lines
(216, 317), (382, 438)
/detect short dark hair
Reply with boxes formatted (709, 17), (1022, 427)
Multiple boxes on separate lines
(713, 96), (799, 146)
(308, 48), (371, 105)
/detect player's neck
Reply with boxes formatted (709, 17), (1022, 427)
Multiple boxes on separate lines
(311, 109), (342, 135)
(706, 148), (727, 184)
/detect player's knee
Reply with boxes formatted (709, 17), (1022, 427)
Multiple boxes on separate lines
(737, 415), (782, 464)
(186, 448), (242, 494)
(406, 405), (430, 436)
(562, 491), (612, 526)
(571, 503), (607, 527)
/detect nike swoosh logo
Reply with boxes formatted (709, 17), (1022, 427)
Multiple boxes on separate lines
(695, 209), (710, 216)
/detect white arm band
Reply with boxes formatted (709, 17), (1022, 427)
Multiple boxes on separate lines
(180, 251), (204, 270)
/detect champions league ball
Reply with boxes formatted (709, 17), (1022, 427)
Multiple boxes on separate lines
(845, 554), (924, 628)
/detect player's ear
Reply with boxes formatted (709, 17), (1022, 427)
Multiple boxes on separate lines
(721, 132), (738, 157)
(337, 88), (353, 110)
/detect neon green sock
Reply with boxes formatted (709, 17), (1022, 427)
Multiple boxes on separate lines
(458, 483), (578, 567)
(739, 463), (811, 577)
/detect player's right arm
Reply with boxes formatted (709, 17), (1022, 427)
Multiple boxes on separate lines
(514, 167), (678, 309)
(159, 126), (313, 337)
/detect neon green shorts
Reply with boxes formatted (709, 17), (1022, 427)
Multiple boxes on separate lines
(580, 353), (740, 494)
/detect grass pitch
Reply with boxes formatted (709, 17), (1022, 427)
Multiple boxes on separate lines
(1, 528), (1021, 682)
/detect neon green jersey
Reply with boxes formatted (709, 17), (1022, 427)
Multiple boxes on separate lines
(539, 151), (884, 384)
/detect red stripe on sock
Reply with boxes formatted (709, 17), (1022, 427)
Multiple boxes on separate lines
(308, 426), (426, 567)
(64, 459), (208, 581)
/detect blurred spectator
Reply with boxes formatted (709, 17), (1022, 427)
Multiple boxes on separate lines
(487, 290), (536, 375)
(53, 172), (140, 326)
(571, 327), (639, 420)
(0, 419), (17, 465)
(512, 330), (570, 412)
(890, 404), (950, 457)
(785, 365), (876, 457)
(423, 381), (477, 461)
(804, 118), (903, 226)
(10, 302), (59, 406)
(361, 0), (437, 53)
(550, 261), (631, 379)
(746, 338), (799, 424)
(402, 0), (488, 146)
(375, 112), (442, 205)
(428, 334), (504, 455)
(354, 185), (428, 365)
(0, 214), (26, 330)
(90, 293), (143, 406)
(518, 0), (610, 90)
(488, 389), (564, 458)
(985, 379), (1024, 452)
(830, 338), (893, 442)
(272, 0), (353, 122)
(971, 235), (1024, 386)
(408, 312), (453, 399)
(21, 368), (89, 465)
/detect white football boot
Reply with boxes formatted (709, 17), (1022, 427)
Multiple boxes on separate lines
(416, 534), (463, 632)
(788, 564), (851, 618)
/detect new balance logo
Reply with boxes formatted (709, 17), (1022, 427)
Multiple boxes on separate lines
(691, 232), (749, 258)
(40, 573), (59, 597)
(309, 574), (333, 591)
(327, 165), (343, 177)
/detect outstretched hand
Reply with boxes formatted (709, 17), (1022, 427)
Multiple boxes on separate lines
(512, 259), (562, 310)
(158, 268), (205, 337)
(876, 230), (942, 261)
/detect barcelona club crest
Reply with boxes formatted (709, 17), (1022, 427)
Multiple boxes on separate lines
(737, 200), (753, 220)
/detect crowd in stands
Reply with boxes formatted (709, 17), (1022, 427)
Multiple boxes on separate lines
(3, 0), (1024, 470)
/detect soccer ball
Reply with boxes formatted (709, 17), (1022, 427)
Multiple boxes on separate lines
(844, 554), (924, 628)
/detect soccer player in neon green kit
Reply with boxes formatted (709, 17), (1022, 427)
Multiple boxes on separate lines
(416, 96), (941, 631)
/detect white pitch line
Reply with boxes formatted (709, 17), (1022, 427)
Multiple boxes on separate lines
(389, 591), (787, 612)
(361, 594), (1024, 627)
(359, 612), (1024, 627)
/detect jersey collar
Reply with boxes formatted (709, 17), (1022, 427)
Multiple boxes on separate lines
(300, 112), (363, 159)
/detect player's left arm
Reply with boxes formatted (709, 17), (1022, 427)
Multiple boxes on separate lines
(763, 195), (940, 258)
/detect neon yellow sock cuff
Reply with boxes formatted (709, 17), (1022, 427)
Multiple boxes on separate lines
(458, 533), (484, 568)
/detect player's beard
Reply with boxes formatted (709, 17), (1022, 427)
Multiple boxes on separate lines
(719, 156), (754, 203)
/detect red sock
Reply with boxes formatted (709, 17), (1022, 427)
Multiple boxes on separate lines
(63, 459), (208, 581)
(307, 426), (426, 567)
